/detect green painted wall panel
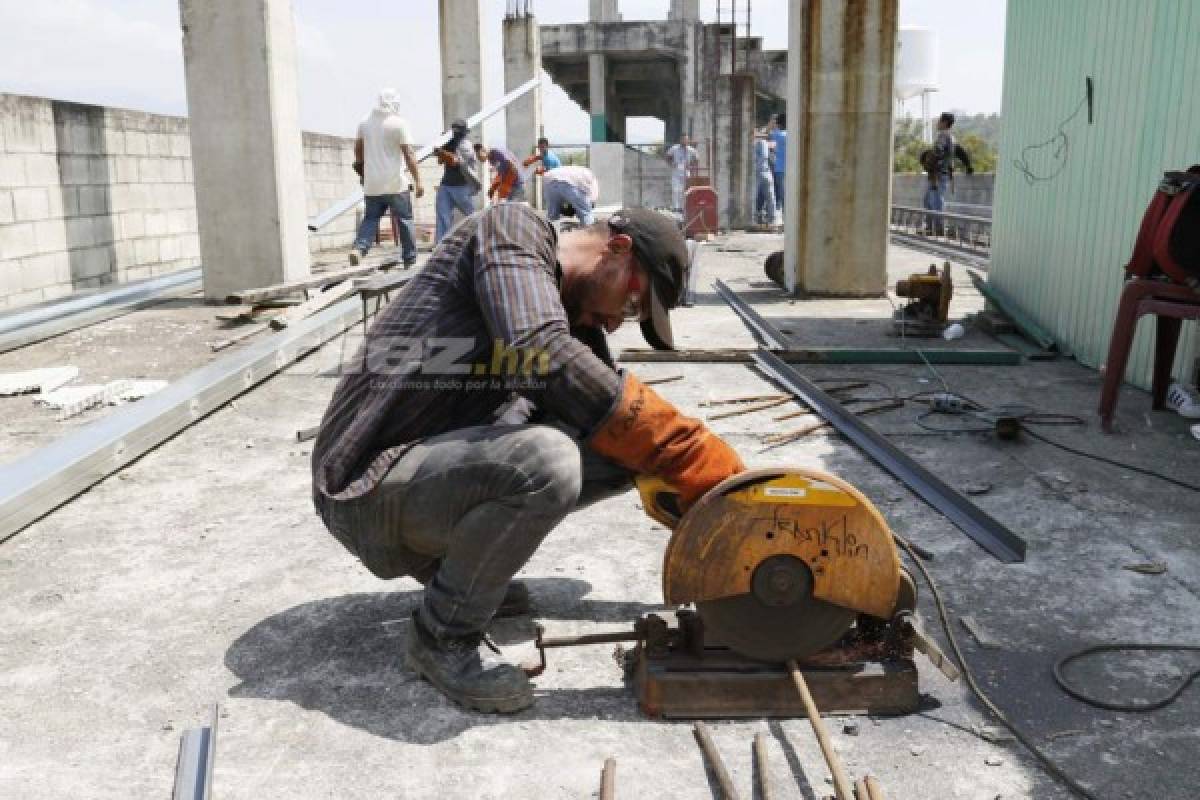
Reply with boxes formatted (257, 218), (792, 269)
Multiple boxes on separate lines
(992, 0), (1200, 389)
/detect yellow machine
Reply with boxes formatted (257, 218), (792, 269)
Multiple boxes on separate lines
(639, 468), (913, 662)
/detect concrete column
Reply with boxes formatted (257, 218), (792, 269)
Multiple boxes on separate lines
(783, 0), (897, 296)
(503, 13), (543, 157)
(589, 0), (619, 22)
(439, 0), (483, 134)
(589, 143), (625, 207)
(178, 0), (310, 300)
(714, 74), (755, 229)
(669, 0), (700, 20)
(589, 53), (608, 142)
(503, 11), (542, 206)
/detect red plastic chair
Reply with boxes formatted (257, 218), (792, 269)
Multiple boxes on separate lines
(1098, 278), (1200, 431)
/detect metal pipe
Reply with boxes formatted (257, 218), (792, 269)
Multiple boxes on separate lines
(600, 758), (616, 800)
(786, 662), (854, 800)
(693, 721), (742, 800)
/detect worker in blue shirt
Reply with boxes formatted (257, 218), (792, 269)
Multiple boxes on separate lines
(524, 137), (562, 173)
(768, 113), (787, 216)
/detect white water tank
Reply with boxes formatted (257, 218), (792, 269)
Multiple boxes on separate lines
(895, 27), (939, 101)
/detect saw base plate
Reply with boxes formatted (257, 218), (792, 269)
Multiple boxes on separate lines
(626, 610), (920, 719)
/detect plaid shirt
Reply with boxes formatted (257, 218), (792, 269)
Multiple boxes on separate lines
(312, 203), (622, 502)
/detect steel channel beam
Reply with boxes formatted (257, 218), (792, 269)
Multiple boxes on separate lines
(712, 279), (790, 350)
(751, 349), (1027, 563)
(0, 296), (362, 543)
(0, 269), (202, 354)
(173, 705), (218, 800)
(308, 77), (542, 231)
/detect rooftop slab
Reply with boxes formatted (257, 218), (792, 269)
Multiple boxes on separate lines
(0, 233), (1198, 799)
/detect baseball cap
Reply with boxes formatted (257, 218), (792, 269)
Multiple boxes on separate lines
(607, 208), (687, 350)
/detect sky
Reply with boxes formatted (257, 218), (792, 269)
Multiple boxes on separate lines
(0, 0), (1006, 145)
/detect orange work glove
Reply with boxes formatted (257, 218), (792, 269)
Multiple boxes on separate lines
(590, 373), (746, 509)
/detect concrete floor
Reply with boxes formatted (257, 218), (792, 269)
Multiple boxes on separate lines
(1, 233), (1198, 799)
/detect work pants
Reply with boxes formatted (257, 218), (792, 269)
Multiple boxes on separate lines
(923, 175), (949, 236)
(354, 192), (417, 266)
(316, 424), (632, 640)
(755, 172), (777, 225)
(671, 172), (687, 212)
(544, 179), (595, 225)
(435, 184), (477, 243)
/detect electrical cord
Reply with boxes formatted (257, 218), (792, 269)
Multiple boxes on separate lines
(1012, 89), (1089, 186)
(1022, 426), (1200, 492)
(892, 532), (1100, 800)
(1054, 644), (1200, 712)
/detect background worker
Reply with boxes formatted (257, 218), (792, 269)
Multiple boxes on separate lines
(312, 204), (744, 714)
(349, 89), (424, 267)
(921, 112), (973, 236)
(523, 136), (562, 173)
(664, 134), (699, 213)
(543, 165), (599, 225)
(433, 119), (482, 243)
(768, 113), (787, 216)
(480, 144), (526, 202)
(753, 130), (776, 227)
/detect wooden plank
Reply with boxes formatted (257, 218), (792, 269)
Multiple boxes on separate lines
(269, 281), (360, 331)
(619, 348), (1022, 366)
(225, 263), (381, 305)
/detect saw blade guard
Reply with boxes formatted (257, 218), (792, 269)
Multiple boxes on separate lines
(663, 468), (901, 620)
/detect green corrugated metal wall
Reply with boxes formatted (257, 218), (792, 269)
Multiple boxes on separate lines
(992, 0), (1200, 388)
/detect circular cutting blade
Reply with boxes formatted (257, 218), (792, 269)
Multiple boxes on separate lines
(697, 590), (856, 663)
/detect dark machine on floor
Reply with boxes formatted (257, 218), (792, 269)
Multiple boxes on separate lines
(526, 468), (955, 719)
(892, 262), (953, 337)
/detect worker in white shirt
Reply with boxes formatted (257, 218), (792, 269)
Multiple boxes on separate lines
(350, 89), (424, 267)
(663, 135), (699, 213)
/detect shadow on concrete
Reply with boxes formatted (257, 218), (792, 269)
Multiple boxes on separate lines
(766, 719), (818, 800)
(224, 578), (664, 745)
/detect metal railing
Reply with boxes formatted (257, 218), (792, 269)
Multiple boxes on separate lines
(889, 204), (992, 265)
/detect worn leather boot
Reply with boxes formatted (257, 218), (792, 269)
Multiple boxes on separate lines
(405, 611), (534, 713)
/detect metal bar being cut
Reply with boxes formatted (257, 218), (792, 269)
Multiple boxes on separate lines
(308, 76), (542, 231)
(751, 349), (1027, 563)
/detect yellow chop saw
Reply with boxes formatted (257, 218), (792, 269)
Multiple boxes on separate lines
(526, 468), (957, 719)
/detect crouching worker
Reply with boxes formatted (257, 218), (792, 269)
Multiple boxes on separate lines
(311, 204), (744, 713)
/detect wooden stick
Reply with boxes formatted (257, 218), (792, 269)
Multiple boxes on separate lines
(786, 661), (854, 800)
(643, 374), (684, 386)
(773, 395), (877, 421)
(753, 732), (774, 800)
(693, 722), (742, 800)
(699, 393), (787, 407)
(225, 263), (380, 304)
(864, 776), (886, 800)
(762, 400), (903, 446)
(600, 758), (616, 800)
(269, 281), (359, 330)
(708, 396), (790, 421)
(855, 779), (870, 800)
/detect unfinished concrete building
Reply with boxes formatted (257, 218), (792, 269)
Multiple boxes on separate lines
(530, 0), (787, 228)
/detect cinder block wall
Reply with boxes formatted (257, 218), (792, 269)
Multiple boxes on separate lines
(0, 93), (438, 311)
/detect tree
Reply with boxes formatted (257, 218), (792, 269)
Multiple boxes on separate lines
(892, 113), (999, 174)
